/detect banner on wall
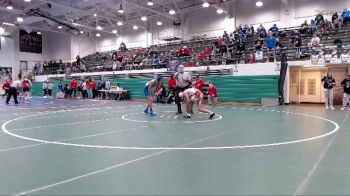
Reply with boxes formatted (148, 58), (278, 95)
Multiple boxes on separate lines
(0, 67), (12, 82)
(19, 29), (42, 53)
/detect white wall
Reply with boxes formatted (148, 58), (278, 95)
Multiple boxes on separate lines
(47, 32), (71, 62)
(0, 37), (15, 68)
(71, 36), (96, 60)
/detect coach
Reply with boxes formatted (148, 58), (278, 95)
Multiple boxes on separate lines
(174, 65), (192, 114)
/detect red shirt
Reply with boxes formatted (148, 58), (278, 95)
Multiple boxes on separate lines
(194, 79), (204, 91)
(70, 80), (77, 89)
(177, 48), (184, 56)
(208, 86), (218, 97)
(183, 48), (190, 56)
(2, 81), (10, 89)
(88, 81), (95, 89)
(168, 77), (176, 90)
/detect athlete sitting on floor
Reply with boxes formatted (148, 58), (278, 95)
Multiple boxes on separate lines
(144, 75), (163, 116)
(179, 88), (215, 119)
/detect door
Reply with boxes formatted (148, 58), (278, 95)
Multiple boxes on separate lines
(299, 69), (322, 103)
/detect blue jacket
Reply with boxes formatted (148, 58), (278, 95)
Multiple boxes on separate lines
(342, 10), (350, 18)
(266, 37), (277, 49)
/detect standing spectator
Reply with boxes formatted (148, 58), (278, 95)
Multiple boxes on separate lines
(70, 78), (78, 98)
(342, 8), (350, 25)
(82, 80), (87, 99)
(331, 12), (342, 30)
(269, 24), (279, 37)
(87, 79), (95, 99)
(77, 80), (83, 99)
(76, 55), (81, 67)
(341, 74), (350, 110)
(152, 55), (160, 69)
(266, 31), (277, 50)
(42, 61), (48, 74)
(183, 46), (190, 56)
(2, 79), (10, 97)
(220, 42), (228, 65)
(257, 24), (267, 38)
(294, 35), (302, 59)
(174, 65), (192, 114)
(321, 73), (336, 110)
(43, 80), (48, 97)
(6, 74), (22, 105)
(207, 83), (218, 105)
(315, 13), (324, 26)
(167, 74), (177, 103)
(223, 31), (230, 45)
(47, 80), (53, 98)
(33, 62), (40, 75)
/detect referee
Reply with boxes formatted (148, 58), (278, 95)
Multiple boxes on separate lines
(6, 74), (22, 105)
(174, 64), (192, 114)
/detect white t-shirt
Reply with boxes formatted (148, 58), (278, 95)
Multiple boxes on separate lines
(325, 54), (332, 62)
(341, 54), (349, 62)
(311, 55), (319, 64)
(175, 72), (191, 88)
(11, 80), (22, 89)
(82, 82), (87, 90)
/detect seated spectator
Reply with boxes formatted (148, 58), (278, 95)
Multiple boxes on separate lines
(257, 24), (267, 38)
(152, 55), (160, 69)
(255, 39), (263, 51)
(321, 19), (331, 37)
(309, 20), (317, 34)
(310, 33), (320, 47)
(207, 83), (218, 105)
(342, 8), (350, 24)
(269, 24), (279, 36)
(332, 12), (342, 29)
(248, 52), (255, 64)
(300, 20), (309, 34)
(183, 46), (190, 56)
(140, 58), (148, 69)
(236, 38), (245, 53)
(315, 13), (324, 26)
(288, 30), (298, 46)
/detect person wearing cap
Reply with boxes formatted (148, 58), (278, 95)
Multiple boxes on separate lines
(174, 65), (192, 114)
(6, 73), (22, 105)
(179, 87), (215, 119)
(144, 75), (163, 116)
(341, 74), (350, 110)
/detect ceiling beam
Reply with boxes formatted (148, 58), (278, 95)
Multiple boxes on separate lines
(125, 1), (177, 20)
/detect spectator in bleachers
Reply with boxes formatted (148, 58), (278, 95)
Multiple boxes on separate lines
(183, 46), (190, 56)
(42, 61), (48, 74)
(321, 19), (331, 38)
(223, 31), (230, 45)
(152, 55), (160, 69)
(76, 55), (81, 67)
(315, 13), (324, 26)
(300, 20), (309, 34)
(237, 37), (246, 53)
(294, 35), (302, 59)
(119, 42), (127, 52)
(331, 12), (342, 29)
(177, 47), (184, 56)
(207, 83), (218, 105)
(269, 24), (279, 37)
(257, 24), (267, 38)
(310, 33), (320, 47)
(342, 8), (350, 25)
(220, 42), (228, 65)
(309, 20), (317, 34)
(266, 31), (277, 50)
(288, 30), (298, 46)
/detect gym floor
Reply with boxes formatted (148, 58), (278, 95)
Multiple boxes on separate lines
(0, 97), (349, 195)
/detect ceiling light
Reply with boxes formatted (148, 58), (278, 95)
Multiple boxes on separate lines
(80, 30), (84, 34)
(133, 25), (138, 30)
(96, 33), (101, 37)
(202, 2), (209, 7)
(216, 9), (223, 14)
(0, 27), (5, 35)
(256, 1), (263, 7)
(37, 32), (41, 35)
(118, 4), (124, 14)
(6, 5), (13, 10)
(96, 25), (103, 30)
(17, 17), (24, 23)
(93, 13), (97, 17)
(156, 21), (162, 26)
(72, 22), (79, 26)
(3, 22), (15, 26)
(58, 25), (62, 29)
(112, 29), (117, 34)
(147, 0), (154, 6)
(24, 0), (31, 2)
(141, 16), (147, 21)
(117, 21), (123, 26)
(169, 9), (176, 15)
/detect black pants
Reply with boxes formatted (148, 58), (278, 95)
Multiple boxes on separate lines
(48, 89), (52, 96)
(70, 89), (77, 97)
(6, 87), (18, 104)
(3, 89), (9, 97)
(174, 85), (191, 113)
